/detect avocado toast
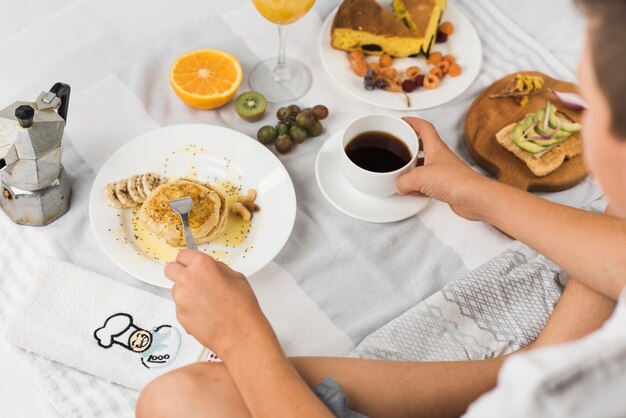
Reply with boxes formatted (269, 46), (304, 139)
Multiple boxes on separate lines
(495, 102), (583, 177)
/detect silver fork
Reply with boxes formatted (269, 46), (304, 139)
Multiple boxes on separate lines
(168, 197), (197, 250)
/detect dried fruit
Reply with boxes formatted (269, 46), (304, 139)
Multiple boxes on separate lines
(436, 60), (451, 74)
(381, 67), (398, 79)
(448, 63), (462, 78)
(402, 79), (416, 93)
(442, 54), (456, 65)
(439, 21), (455, 36)
(379, 54), (393, 68)
(405, 66), (421, 79)
(429, 67), (444, 79)
(435, 32), (448, 43)
(364, 70), (386, 90)
(349, 51), (365, 63)
(368, 63), (381, 74)
(352, 60), (368, 77)
(424, 73), (440, 89)
(427, 51), (443, 65)
(415, 74), (425, 87)
(488, 73), (541, 105)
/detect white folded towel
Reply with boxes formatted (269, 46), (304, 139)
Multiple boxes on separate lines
(3, 258), (217, 390)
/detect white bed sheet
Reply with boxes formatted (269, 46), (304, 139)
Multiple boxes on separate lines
(0, 0), (584, 416)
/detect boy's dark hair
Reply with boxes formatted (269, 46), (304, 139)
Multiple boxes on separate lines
(576, 0), (626, 138)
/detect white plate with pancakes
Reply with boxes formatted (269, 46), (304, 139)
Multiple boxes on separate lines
(89, 124), (297, 288)
(319, 3), (483, 111)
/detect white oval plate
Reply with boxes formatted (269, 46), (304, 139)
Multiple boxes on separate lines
(319, 3), (483, 111)
(89, 124), (297, 288)
(315, 129), (431, 223)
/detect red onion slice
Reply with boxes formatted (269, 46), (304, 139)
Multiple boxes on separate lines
(550, 89), (589, 111)
(530, 119), (563, 141)
(543, 102), (551, 130)
(523, 121), (538, 137)
(542, 117), (561, 138)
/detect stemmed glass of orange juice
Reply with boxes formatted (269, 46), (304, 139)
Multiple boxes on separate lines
(250, 0), (316, 103)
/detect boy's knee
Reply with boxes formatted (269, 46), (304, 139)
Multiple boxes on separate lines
(136, 363), (228, 418)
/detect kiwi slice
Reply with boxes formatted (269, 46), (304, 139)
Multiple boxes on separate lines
(235, 91), (267, 122)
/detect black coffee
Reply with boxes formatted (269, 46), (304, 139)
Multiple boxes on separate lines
(345, 131), (412, 173)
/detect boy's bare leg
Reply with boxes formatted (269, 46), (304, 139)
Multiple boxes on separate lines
(532, 278), (616, 347)
(137, 278), (616, 418)
(137, 356), (505, 418)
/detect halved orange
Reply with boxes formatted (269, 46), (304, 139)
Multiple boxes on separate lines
(170, 49), (243, 110)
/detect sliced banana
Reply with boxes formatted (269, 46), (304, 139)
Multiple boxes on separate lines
(141, 172), (161, 197)
(135, 175), (147, 200)
(105, 183), (126, 209)
(104, 172), (162, 210)
(115, 181), (136, 208)
(127, 175), (144, 204)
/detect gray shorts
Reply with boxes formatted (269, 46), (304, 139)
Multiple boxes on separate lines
(315, 377), (368, 418)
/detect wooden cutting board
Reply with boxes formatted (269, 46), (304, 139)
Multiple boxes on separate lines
(464, 71), (587, 191)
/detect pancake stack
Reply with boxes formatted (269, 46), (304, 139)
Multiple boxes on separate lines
(140, 178), (228, 247)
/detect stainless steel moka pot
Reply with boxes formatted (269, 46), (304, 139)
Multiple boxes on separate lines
(0, 83), (71, 226)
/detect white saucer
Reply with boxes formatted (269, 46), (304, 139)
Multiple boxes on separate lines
(315, 130), (431, 223)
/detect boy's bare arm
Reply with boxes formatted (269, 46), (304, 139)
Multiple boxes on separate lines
(399, 117), (626, 301)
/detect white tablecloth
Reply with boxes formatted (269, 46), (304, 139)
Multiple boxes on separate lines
(0, 0), (593, 416)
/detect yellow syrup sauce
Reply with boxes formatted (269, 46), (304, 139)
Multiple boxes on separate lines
(129, 207), (231, 264)
(212, 180), (252, 248)
(128, 180), (251, 265)
(130, 207), (180, 264)
(113, 143), (254, 265)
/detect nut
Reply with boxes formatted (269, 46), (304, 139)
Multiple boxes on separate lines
(231, 202), (251, 221)
(241, 200), (260, 213)
(237, 188), (257, 203)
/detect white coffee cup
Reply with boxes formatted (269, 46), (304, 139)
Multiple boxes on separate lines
(341, 115), (419, 197)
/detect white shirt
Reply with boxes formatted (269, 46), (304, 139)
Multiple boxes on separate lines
(464, 290), (626, 417)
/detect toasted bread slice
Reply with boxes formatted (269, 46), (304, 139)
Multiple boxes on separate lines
(495, 123), (583, 177)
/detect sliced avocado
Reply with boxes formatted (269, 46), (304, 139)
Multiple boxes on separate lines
(552, 130), (573, 141)
(533, 107), (545, 124)
(547, 102), (560, 129)
(526, 126), (541, 140)
(530, 137), (561, 146)
(534, 108), (553, 136)
(519, 114), (535, 131)
(512, 121), (546, 154)
(558, 117), (582, 133)
(549, 103), (583, 133)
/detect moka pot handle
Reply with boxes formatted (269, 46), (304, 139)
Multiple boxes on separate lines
(49, 82), (71, 122)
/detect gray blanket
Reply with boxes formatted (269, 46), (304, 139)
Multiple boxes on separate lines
(352, 249), (566, 361)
